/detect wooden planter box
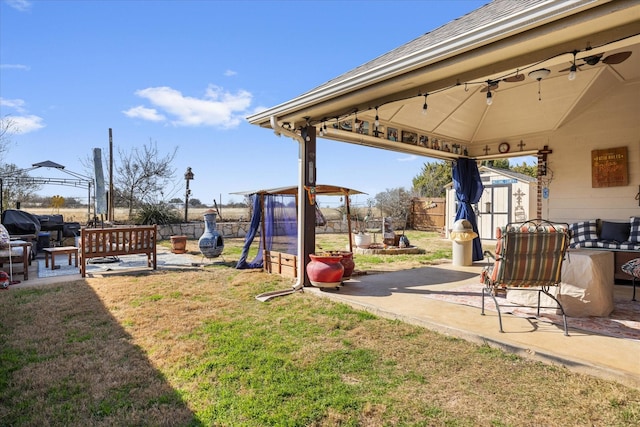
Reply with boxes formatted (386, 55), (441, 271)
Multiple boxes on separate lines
(263, 250), (298, 278)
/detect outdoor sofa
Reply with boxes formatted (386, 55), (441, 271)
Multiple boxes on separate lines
(568, 217), (640, 281)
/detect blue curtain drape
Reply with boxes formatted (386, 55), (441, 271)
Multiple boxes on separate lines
(236, 194), (263, 269)
(235, 194), (298, 269)
(452, 158), (484, 261)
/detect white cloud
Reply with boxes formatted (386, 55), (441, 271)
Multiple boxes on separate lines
(11, 115), (45, 133)
(397, 154), (417, 162)
(0, 64), (30, 71)
(122, 105), (166, 122)
(127, 84), (253, 129)
(0, 97), (44, 133)
(6, 0), (31, 12)
(224, 69), (237, 77)
(0, 98), (27, 113)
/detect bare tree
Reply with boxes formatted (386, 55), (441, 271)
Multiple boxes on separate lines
(0, 116), (19, 159)
(0, 117), (43, 210)
(0, 164), (43, 210)
(114, 140), (177, 218)
(374, 187), (416, 221)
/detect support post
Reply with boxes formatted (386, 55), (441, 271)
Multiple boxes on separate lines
(300, 126), (316, 286)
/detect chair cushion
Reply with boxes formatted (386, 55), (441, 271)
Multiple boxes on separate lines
(484, 222), (569, 289)
(0, 247), (25, 258)
(621, 258), (640, 278)
(569, 220), (598, 247)
(0, 224), (10, 249)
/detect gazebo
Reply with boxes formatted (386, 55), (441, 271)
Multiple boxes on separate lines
(233, 184), (365, 279)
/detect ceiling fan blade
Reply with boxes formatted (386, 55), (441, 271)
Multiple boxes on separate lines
(559, 64), (584, 73)
(582, 53), (603, 66)
(503, 74), (525, 83)
(603, 51), (632, 65)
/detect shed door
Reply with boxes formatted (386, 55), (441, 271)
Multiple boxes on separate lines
(477, 184), (511, 240)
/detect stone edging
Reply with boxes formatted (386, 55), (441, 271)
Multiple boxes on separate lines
(157, 219), (356, 240)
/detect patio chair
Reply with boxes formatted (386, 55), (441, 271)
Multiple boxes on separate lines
(0, 224), (30, 283)
(621, 258), (639, 301)
(480, 219), (570, 335)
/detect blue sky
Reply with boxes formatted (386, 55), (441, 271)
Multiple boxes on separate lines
(1, 0), (495, 209)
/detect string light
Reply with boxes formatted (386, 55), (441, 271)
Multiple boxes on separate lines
(422, 93), (428, 115)
(297, 38), (632, 129)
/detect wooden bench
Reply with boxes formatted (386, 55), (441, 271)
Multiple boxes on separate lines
(79, 225), (157, 277)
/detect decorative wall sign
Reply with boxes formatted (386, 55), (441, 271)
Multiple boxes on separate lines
(591, 146), (628, 188)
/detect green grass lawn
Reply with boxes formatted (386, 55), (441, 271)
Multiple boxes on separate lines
(1, 232), (638, 426)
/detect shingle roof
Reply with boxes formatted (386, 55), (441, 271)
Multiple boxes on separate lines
(310, 0), (571, 92)
(481, 166), (538, 183)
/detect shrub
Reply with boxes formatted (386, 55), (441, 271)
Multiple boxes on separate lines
(134, 203), (182, 225)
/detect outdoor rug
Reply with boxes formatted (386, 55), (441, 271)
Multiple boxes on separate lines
(423, 283), (640, 341)
(37, 251), (205, 279)
(37, 259), (80, 278)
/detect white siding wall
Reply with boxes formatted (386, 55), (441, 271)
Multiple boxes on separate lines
(542, 81), (640, 223)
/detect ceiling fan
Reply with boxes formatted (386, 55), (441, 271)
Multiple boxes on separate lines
(480, 74), (525, 92)
(560, 51), (632, 72)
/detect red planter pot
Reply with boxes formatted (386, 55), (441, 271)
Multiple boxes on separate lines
(306, 254), (344, 288)
(326, 251), (354, 280)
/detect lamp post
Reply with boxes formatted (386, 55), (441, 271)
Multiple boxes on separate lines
(184, 167), (194, 222)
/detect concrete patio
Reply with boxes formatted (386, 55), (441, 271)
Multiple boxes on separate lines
(5, 249), (639, 389)
(305, 262), (639, 390)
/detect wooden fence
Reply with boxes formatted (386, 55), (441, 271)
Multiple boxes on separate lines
(409, 197), (446, 231)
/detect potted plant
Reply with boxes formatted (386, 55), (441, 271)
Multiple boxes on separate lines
(353, 214), (372, 249)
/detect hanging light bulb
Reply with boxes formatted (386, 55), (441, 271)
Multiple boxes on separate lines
(374, 107), (379, 128)
(486, 90), (493, 106)
(422, 93), (428, 115)
(568, 50), (578, 81)
(319, 122), (325, 136)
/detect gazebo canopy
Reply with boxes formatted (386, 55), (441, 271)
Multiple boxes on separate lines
(232, 184), (366, 197)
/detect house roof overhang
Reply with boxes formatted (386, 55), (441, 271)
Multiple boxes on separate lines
(247, 0), (640, 160)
